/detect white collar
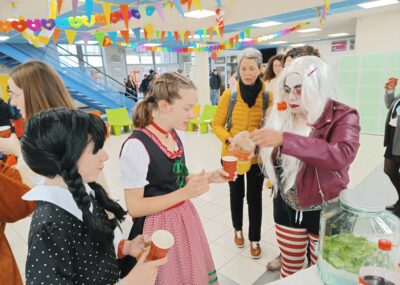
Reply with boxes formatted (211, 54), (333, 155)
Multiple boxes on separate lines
(22, 184), (95, 221)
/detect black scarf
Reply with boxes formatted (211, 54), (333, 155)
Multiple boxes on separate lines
(239, 77), (263, 108)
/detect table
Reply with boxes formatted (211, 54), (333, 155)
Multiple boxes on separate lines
(266, 266), (324, 285)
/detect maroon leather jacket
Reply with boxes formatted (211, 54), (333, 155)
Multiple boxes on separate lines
(280, 99), (360, 208)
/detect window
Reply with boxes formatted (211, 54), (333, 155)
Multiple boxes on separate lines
(82, 45), (101, 55)
(59, 56), (79, 67)
(84, 56), (103, 67)
(140, 52), (153, 64)
(57, 44), (77, 55)
(126, 54), (140, 64)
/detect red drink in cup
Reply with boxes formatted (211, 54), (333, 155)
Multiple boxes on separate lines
(0, 126), (11, 138)
(146, 230), (175, 261)
(222, 155), (237, 180)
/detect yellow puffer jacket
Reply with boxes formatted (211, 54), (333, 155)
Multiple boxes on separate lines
(212, 81), (273, 165)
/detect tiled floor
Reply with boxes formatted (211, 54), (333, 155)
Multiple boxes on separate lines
(6, 131), (397, 285)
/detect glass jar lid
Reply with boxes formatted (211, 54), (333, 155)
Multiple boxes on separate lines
(339, 189), (386, 212)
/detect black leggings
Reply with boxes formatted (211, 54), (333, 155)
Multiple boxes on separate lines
(228, 163), (264, 241)
(384, 158), (400, 201)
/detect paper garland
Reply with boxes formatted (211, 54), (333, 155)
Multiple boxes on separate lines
(118, 21), (310, 53)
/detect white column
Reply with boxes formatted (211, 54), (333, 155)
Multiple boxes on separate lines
(193, 52), (210, 106)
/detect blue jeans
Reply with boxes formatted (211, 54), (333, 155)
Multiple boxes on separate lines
(210, 89), (219, 105)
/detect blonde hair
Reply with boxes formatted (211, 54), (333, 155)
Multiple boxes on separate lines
(133, 72), (196, 128)
(9, 60), (75, 120)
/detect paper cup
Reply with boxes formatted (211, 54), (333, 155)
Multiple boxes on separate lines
(146, 230), (175, 261)
(0, 126), (11, 138)
(222, 155), (237, 180)
(237, 160), (251, 175)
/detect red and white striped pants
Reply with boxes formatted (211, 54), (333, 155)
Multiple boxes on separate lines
(275, 223), (319, 278)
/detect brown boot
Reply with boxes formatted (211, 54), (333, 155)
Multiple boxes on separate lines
(250, 241), (262, 259)
(266, 254), (282, 271)
(234, 230), (245, 248)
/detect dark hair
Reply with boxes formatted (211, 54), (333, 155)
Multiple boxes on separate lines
(284, 45), (320, 67)
(133, 72), (196, 128)
(230, 70), (236, 76)
(263, 54), (284, 81)
(21, 108), (126, 249)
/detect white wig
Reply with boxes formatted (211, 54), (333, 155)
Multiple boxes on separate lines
(260, 56), (337, 194)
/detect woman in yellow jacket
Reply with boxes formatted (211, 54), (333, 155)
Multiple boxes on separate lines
(212, 48), (273, 258)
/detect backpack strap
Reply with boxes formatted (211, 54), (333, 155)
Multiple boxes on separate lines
(225, 90), (238, 132)
(225, 89), (270, 131)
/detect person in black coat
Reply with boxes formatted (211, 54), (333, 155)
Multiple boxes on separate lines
(0, 98), (12, 128)
(125, 75), (138, 102)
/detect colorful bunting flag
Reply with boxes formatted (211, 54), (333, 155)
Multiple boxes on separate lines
(102, 2), (112, 25)
(72, 0), (78, 16)
(120, 29), (130, 43)
(86, 0), (93, 19)
(52, 28), (61, 44)
(57, 0), (63, 15)
(120, 4), (130, 29)
(154, 2), (166, 22)
(94, 31), (105, 46)
(65, 29), (77, 44)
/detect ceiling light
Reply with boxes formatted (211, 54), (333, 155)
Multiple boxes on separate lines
(358, 0), (399, 9)
(6, 18), (18, 22)
(297, 28), (321, 33)
(143, 43), (161, 47)
(239, 38), (252, 42)
(189, 34), (210, 39)
(0, 36), (9, 41)
(252, 21), (282, 28)
(268, 41), (288, 45)
(290, 43), (306, 47)
(328, 33), (349, 37)
(184, 9), (215, 19)
(75, 40), (98, 44)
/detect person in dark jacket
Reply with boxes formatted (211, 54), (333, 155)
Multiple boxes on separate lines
(125, 75), (138, 102)
(139, 74), (149, 94)
(383, 77), (400, 217)
(251, 56), (360, 278)
(209, 69), (221, 105)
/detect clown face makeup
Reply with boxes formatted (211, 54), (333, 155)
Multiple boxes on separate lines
(283, 73), (306, 114)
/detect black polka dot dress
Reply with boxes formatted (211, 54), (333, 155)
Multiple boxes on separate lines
(25, 200), (119, 285)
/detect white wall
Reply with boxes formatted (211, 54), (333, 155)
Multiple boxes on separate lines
(193, 52), (210, 106)
(355, 10), (400, 53)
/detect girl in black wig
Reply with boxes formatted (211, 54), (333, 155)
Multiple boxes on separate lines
(21, 108), (166, 285)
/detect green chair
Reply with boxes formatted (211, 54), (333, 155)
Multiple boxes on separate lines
(105, 108), (133, 136)
(188, 105), (217, 134)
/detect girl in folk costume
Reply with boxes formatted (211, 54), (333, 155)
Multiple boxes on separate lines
(21, 109), (165, 285)
(251, 56), (360, 278)
(119, 72), (233, 285)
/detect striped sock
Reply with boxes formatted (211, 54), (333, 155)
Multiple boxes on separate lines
(275, 223), (308, 278)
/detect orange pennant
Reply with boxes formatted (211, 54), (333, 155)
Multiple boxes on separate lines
(120, 29), (130, 43)
(52, 28), (61, 44)
(57, 0), (63, 14)
(103, 36), (113, 47)
(185, 31), (190, 43)
(120, 4), (130, 29)
(174, 31), (179, 43)
(161, 31), (166, 42)
(208, 27), (213, 41)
